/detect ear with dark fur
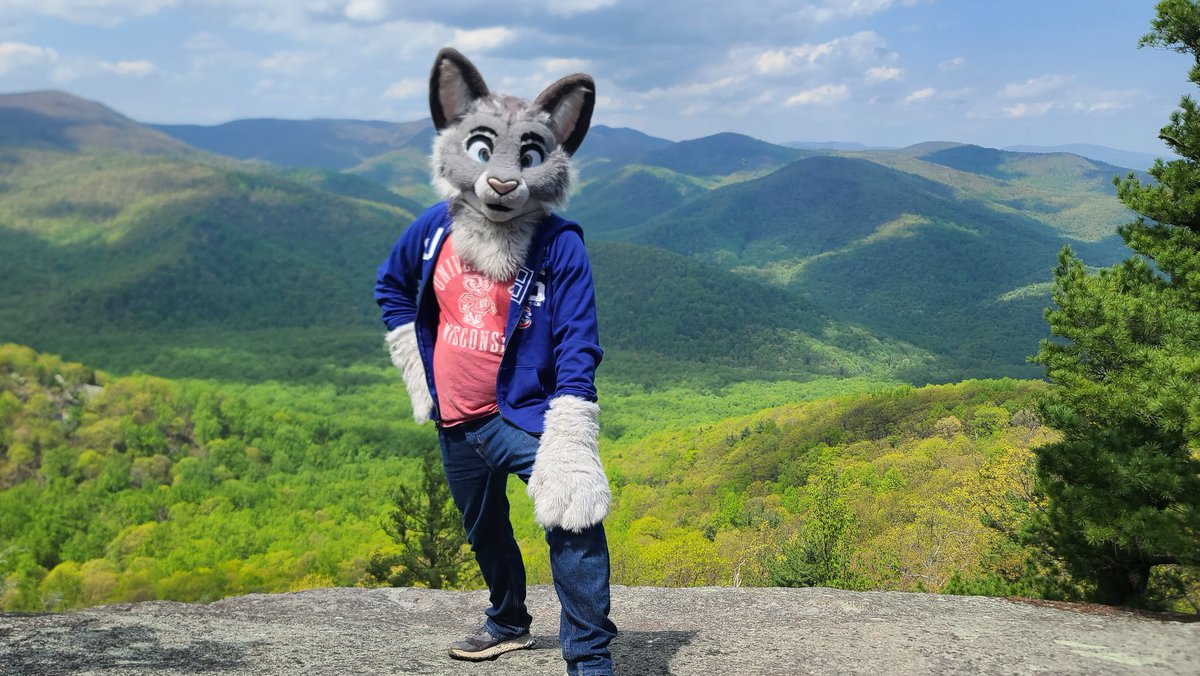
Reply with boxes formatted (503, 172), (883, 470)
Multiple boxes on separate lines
(533, 74), (595, 156)
(429, 47), (489, 131)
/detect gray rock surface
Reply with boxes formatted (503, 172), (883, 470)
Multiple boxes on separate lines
(1, 585), (1197, 675)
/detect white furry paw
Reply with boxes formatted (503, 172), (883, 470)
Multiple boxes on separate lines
(527, 395), (611, 532)
(385, 324), (435, 425)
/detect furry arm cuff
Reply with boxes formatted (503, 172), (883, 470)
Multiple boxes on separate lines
(385, 323), (435, 425)
(527, 395), (611, 532)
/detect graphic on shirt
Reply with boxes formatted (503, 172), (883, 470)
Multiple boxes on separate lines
(431, 236), (514, 426)
(459, 274), (497, 328)
(432, 243), (512, 356)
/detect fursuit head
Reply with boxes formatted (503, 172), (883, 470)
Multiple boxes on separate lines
(428, 47), (594, 282)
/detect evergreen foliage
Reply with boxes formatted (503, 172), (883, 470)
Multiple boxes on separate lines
(1030, 0), (1200, 606)
(366, 451), (474, 589)
(765, 473), (863, 589)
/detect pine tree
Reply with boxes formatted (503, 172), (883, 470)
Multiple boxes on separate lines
(366, 451), (473, 589)
(766, 474), (860, 589)
(1030, 0), (1200, 606)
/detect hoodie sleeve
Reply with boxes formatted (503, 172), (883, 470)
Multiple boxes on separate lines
(374, 206), (444, 331)
(547, 228), (603, 402)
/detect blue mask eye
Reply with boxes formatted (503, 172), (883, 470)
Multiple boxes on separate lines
(520, 145), (544, 169)
(466, 136), (492, 163)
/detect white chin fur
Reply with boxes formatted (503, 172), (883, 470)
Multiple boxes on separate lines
(450, 198), (541, 282)
(526, 395), (610, 533)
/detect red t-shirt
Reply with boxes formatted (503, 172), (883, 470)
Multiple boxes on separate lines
(431, 236), (514, 426)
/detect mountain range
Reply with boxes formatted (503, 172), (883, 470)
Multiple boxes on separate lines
(1003, 143), (1167, 172)
(0, 90), (1145, 384)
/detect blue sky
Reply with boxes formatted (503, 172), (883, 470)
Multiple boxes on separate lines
(0, 0), (1184, 155)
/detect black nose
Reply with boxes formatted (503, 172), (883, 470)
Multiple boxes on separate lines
(488, 177), (519, 195)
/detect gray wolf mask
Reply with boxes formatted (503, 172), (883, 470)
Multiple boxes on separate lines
(428, 48), (594, 280)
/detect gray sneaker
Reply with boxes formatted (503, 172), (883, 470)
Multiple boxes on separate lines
(447, 625), (534, 661)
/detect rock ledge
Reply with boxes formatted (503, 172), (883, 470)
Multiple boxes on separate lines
(2, 585), (1197, 675)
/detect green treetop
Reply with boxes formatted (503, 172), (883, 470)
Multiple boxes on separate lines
(1031, 0), (1200, 607)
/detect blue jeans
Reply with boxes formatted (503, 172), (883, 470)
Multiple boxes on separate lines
(437, 414), (617, 676)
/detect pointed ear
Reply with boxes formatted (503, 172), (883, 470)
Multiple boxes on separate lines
(533, 74), (595, 156)
(429, 48), (489, 131)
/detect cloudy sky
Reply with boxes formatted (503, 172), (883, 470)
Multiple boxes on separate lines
(0, 0), (1185, 154)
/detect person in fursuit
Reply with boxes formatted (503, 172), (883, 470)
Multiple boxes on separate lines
(374, 48), (618, 675)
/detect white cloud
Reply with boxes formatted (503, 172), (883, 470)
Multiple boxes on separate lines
(756, 50), (792, 74)
(637, 75), (744, 102)
(182, 32), (230, 51)
(865, 65), (902, 82)
(751, 32), (891, 75)
(545, 0), (618, 16)
(100, 59), (157, 77)
(212, 8), (449, 58)
(938, 56), (965, 72)
(0, 41), (58, 75)
(994, 83), (1135, 119)
(1065, 87), (1137, 115)
(796, 0), (917, 23)
(1001, 74), (1072, 99)
(260, 51), (321, 75)
(540, 58), (591, 73)
(903, 87), (935, 103)
(0, 0), (178, 26)
(786, 83), (849, 106)
(1074, 100), (1119, 114)
(256, 49), (348, 79)
(494, 57), (598, 96)
(344, 0), (389, 22)
(1004, 101), (1055, 118)
(450, 26), (515, 53)
(383, 77), (423, 99)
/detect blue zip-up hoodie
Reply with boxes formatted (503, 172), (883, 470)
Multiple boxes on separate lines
(374, 202), (602, 434)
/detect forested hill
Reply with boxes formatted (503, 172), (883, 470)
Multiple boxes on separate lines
(0, 344), (1053, 611)
(588, 242), (932, 384)
(149, 118), (432, 170)
(0, 102), (415, 333)
(22, 341), (1198, 613)
(607, 154), (1120, 377)
(0, 91), (188, 157)
(0, 91), (928, 386)
(4, 89), (1147, 382)
(0, 344), (426, 610)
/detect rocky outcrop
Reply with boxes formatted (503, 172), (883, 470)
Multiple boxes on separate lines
(1, 585), (1196, 675)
